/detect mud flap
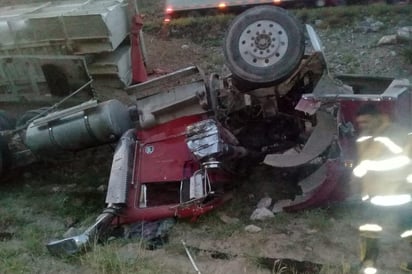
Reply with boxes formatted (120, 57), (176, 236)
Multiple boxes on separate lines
(263, 111), (335, 168)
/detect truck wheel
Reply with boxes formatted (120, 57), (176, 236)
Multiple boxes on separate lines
(223, 6), (305, 89)
(0, 110), (16, 130)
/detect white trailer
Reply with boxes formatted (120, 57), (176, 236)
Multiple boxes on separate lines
(0, 0), (146, 104)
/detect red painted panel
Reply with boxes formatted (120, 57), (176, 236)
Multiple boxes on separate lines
(138, 137), (192, 182)
(135, 115), (206, 182)
(114, 114), (235, 224)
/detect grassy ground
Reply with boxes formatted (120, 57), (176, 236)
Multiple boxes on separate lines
(141, 2), (412, 36)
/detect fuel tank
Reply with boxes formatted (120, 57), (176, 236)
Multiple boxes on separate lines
(24, 100), (134, 154)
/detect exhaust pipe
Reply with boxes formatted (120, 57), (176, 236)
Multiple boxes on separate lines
(46, 129), (137, 256)
(46, 207), (119, 256)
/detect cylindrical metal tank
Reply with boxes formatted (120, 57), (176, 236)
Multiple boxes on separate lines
(25, 100), (134, 154)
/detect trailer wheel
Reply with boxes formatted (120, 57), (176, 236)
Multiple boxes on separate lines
(223, 6), (305, 89)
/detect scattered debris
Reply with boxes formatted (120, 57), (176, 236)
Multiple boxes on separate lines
(378, 26), (412, 46)
(355, 17), (384, 33)
(256, 194), (272, 209)
(244, 224), (262, 233)
(305, 229), (318, 234)
(250, 208), (275, 221)
(257, 257), (323, 273)
(96, 184), (107, 192)
(377, 34), (398, 46)
(305, 246), (314, 251)
(124, 218), (176, 249)
(182, 239), (202, 274)
(397, 26), (412, 42)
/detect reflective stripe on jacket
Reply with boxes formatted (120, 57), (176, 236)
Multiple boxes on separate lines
(354, 122), (412, 197)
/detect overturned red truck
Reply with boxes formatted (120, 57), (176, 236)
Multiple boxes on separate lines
(0, 5), (411, 255)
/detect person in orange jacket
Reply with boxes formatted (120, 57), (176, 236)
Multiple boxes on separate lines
(353, 103), (412, 273)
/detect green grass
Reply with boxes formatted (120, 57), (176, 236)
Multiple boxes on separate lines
(299, 208), (333, 231)
(181, 210), (245, 239)
(0, 248), (31, 273)
(79, 240), (183, 274)
(138, 0), (165, 18)
(0, 158), (111, 267)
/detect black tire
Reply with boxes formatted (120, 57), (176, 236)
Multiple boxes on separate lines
(223, 6), (305, 90)
(16, 107), (51, 128)
(0, 110), (16, 130)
